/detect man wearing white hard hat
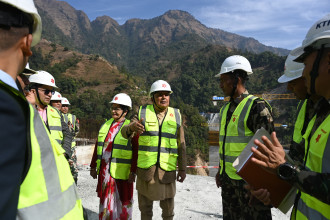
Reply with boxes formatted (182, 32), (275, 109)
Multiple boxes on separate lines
(251, 14), (330, 219)
(278, 54), (321, 161)
(29, 71), (75, 160)
(50, 91), (63, 110)
(0, 0), (83, 219)
(122, 80), (186, 220)
(61, 97), (80, 184)
(214, 55), (274, 219)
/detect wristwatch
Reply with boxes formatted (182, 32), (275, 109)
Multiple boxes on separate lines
(277, 162), (298, 181)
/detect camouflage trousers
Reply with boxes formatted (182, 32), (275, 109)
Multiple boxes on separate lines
(68, 146), (78, 184)
(220, 173), (272, 220)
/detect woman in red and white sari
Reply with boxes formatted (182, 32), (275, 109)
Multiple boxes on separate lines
(90, 93), (138, 220)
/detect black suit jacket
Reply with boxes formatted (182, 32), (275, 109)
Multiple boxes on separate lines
(0, 84), (28, 219)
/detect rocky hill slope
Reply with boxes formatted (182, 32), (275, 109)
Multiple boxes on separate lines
(34, 0), (289, 74)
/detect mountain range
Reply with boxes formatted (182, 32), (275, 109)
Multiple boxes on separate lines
(34, 0), (289, 75)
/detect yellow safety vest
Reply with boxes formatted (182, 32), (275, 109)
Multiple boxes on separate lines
(0, 80), (83, 219)
(63, 113), (77, 147)
(218, 95), (258, 180)
(47, 106), (63, 145)
(17, 105), (83, 219)
(96, 118), (132, 180)
(137, 105), (181, 171)
(292, 100), (307, 145)
(295, 114), (330, 219)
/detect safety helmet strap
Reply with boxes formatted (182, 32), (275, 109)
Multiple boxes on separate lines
(230, 72), (239, 98)
(309, 45), (325, 95)
(33, 84), (47, 107)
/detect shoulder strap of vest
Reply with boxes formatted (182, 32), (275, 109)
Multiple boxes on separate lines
(71, 114), (76, 128)
(63, 113), (69, 124)
(100, 118), (114, 131)
(251, 95), (272, 112)
(297, 100), (306, 112)
(48, 105), (61, 116)
(171, 107), (181, 127)
(139, 105), (149, 127)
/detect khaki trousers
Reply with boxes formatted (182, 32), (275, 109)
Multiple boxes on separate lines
(138, 193), (174, 220)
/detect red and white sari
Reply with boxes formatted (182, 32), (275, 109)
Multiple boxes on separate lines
(92, 120), (136, 220)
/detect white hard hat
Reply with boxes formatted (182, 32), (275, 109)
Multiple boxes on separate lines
(50, 91), (62, 101)
(1, 0), (42, 46)
(61, 97), (70, 105)
(22, 63), (36, 75)
(215, 55), (253, 77)
(291, 14), (330, 62)
(149, 80), (173, 96)
(278, 54), (304, 83)
(110, 93), (132, 110)
(29, 70), (58, 88)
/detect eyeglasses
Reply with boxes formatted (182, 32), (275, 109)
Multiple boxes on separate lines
(38, 88), (55, 95)
(110, 107), (123, 112)
(155, 92), (170, 97)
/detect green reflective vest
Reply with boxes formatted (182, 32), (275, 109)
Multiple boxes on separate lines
(17, 105), (83, 219)
(96, 118), (132, 180)
(218, 95), (258, 180)
(293, 100), (308, 145)
(63, 113), (77, 147)
(47, 106), (63, 146)
(137, 105), (181, 171)
(295, 114), (330, 220)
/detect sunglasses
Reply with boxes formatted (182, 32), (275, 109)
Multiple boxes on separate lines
(38, 88), (55, 95)
(110, 107), (123, 111)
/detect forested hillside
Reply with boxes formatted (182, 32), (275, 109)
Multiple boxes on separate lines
(142, 44), (297, 147)
(29, 40), (297, 166)
(28, 0), (298, 166)
(34, 0), (289, 75)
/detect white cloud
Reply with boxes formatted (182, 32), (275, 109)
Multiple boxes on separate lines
(193, 0), (328, 48)
(65, 0), (328, 49)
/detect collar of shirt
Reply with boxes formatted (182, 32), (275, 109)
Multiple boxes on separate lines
(37, 106), (48, 124)
(153, 106), (168, 124)
(230, 90), (250, 106)
(0, 69), (18, 90)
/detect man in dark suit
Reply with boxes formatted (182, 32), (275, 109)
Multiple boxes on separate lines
(0, 0), (41, 218)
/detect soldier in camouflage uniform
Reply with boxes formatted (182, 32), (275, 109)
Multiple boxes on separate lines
(214, 55), (274, 219)
(250, 14), (330, 219)
(61, 97), (80, 184)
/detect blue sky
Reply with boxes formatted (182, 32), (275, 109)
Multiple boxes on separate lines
(64, 0), (329, 50)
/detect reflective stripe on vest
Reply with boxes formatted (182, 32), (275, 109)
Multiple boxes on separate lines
(63, 113), (69, 124)
(17, 105), (83, 219)
(293, 100), (307, 145)
(96, 118), (132, 179)
(63, 113), (77, 147)
(138, 105), (181, 171)
(219, 95), (257, 180)
(296, 114), (330, 219)
(47, 106), (63, 145)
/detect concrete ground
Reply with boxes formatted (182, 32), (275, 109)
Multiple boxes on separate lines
(76, 145), (291, 220)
